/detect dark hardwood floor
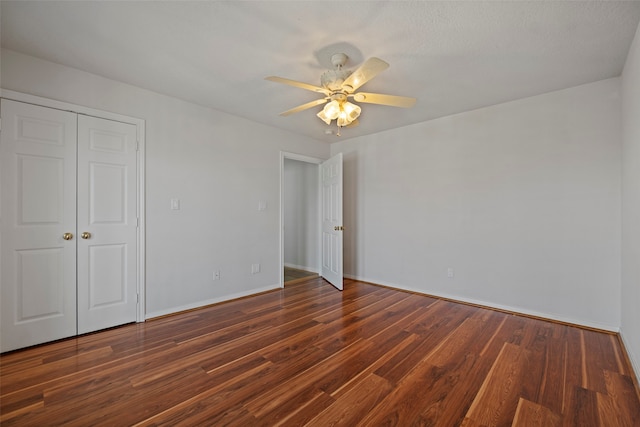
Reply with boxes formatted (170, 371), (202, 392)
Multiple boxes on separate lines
(1, 277), (639, 426)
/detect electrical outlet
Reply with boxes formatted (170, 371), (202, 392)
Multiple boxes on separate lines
(447, 267), (454, 278)
(213, 270), (221, 280)
(251, 263), (260, 274)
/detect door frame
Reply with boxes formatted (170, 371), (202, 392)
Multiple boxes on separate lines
(1, 89), (147, 322)
(279, 151), (324, 287)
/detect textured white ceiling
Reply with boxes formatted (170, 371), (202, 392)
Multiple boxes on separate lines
(2, 1), (640, 142)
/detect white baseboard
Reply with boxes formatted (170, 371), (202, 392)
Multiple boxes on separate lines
(145, 284), (280, 320)
(343, 274), (619, 333)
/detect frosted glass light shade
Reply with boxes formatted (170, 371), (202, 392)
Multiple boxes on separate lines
(317, 108), (332, 125)
(317, 100), (342, 125)
(318, 100), (361, 127)
(324, 100), (341, 118)
(343, 102), (361, 121)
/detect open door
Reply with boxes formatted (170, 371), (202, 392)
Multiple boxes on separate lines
(321, 153), (343, 290)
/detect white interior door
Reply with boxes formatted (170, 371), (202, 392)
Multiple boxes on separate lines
(76, 115), (138, 334)
(0, 99), (78, 352)
(321, 153), (343, 290)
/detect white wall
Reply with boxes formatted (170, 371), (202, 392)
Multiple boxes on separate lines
(1, 49), (330, 318)
(332, 78), (622, 330)
(283, 159), (320, 272)
(621, 22), (640, 379)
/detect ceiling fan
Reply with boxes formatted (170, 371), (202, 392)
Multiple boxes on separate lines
(265, 53), (416, 133)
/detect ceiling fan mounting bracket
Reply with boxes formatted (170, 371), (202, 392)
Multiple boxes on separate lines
(330, 53), (348, 69)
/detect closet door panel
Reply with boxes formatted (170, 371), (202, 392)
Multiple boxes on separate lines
(77, 115), (138, 334)
(0, 99), (78, 352)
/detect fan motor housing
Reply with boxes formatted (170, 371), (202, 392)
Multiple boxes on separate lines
(320, 69), (352, 92)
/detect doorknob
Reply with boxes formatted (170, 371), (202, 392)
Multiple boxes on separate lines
(81, 232), (92, 239)
(62, 232), (73, 240)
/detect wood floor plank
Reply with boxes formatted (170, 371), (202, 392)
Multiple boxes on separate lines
(0, 345), (116, 393)
(269, 390), (336, 427)
(0, 390), (44, 423)
(243, 338), (375, 417)
(562, 325), (590, 412)
(305, 373), (393, 427)
(597, 390), (633, 427)
(394, 314), (513, 425)
(464, 343), (531, 426)
(374, 301), (478, 385)
(133, 352), (276, 426)
(2, 277), (639, 426)
(516, 321), (560, 410)
(414, 319), (519, 426)
(330, 332), (419, 400)
(357, 359), (446, 425)
(312, 293), (411, 352)
(511, 398), (562, 427)
(563, 386), (600, 427)
(582, 329), (619, 394)
(601, 369), (640, 426)
(527, 322), (571, 416)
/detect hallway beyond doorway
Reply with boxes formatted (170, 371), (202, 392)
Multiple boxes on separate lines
(284, 267), (318, 284)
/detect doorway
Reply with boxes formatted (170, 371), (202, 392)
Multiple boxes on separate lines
(280, 151), (344, 290)
(281, 155), (321, 285)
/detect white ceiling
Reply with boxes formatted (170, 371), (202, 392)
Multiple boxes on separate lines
(2, 1), (640, 142)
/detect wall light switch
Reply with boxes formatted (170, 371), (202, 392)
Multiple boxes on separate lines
(251, 263), (260, 274)
(258, 201), (267, 211)
(170, 198), (180, 210)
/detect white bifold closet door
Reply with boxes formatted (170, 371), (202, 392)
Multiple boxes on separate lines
(0, 99), (138, 352)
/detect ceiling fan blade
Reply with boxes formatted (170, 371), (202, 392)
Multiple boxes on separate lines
(352, 92), (417, 108)
(265, 76), (330, 96)
(341, 57), (389, 92)
(279, 98), (328, 116)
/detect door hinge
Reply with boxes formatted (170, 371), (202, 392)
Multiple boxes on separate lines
(136, 217), (140, 228)
(137, 293), (139, 304)
(0, 117), (2, 131)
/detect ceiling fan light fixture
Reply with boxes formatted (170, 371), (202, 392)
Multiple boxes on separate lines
(268, 53), (416, 132)
(325, 100), (341, 119)
(318, 99), (361, 127)
(342, 101), (361, 121)
(337, 113), (350, 128)
(317, 100), (341, 124)
(337, 102), (361, 127)
(316, 108), (332, 125)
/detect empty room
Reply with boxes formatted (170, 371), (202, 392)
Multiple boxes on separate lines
(2, 1), (640, 425)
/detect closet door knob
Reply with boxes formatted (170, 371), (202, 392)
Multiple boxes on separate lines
(63, 233), (73, 240)
(81, 232), (91, 239)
